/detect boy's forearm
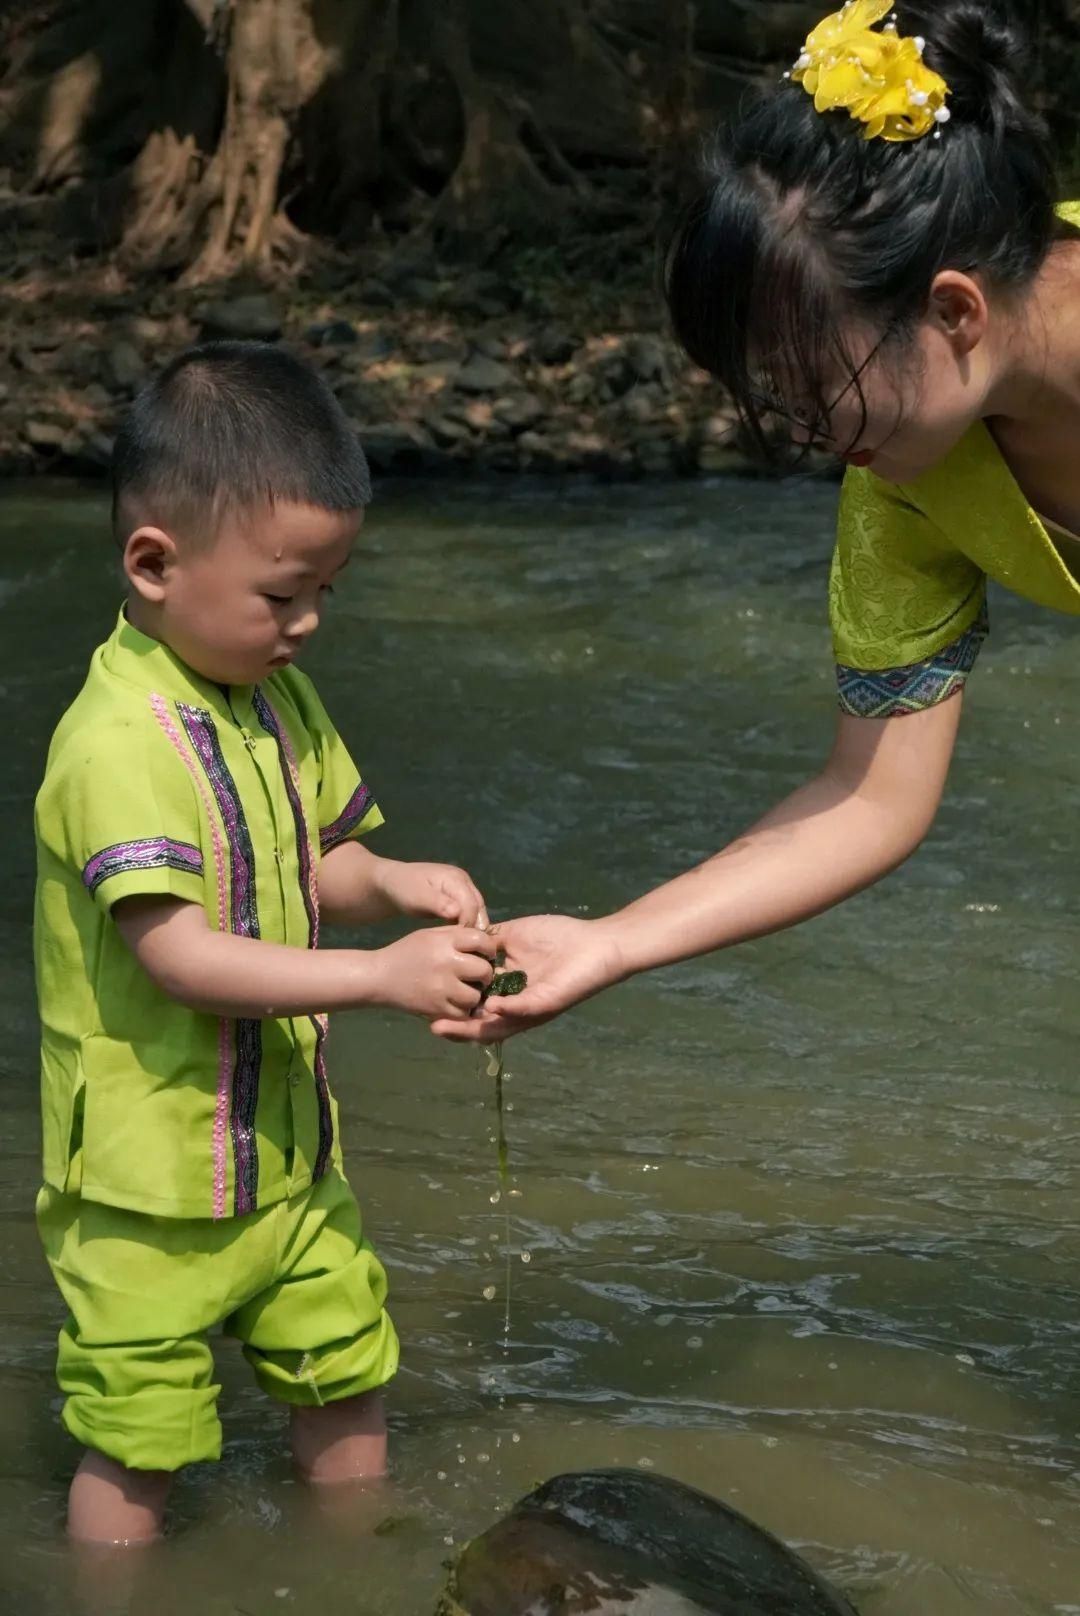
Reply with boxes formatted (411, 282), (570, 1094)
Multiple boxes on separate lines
(116, 897), (389, 1017)
(317, 841), (398, 924)
(165, 934), (387, 1017)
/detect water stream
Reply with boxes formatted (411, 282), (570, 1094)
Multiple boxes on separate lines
(2, 476), (1080, 1613)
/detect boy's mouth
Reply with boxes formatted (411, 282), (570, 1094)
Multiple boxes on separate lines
(843, 449), (875, 468)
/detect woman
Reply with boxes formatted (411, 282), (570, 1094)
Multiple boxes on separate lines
(436, 0), (1080, 1046)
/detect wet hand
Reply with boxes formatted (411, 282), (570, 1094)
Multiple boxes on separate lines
(370, 924), (496, 1020)
(376, 860), (488, 927)
(430, 914), (625, 1042)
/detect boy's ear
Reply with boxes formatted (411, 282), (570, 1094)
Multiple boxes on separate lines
(124, 526), (178, 604)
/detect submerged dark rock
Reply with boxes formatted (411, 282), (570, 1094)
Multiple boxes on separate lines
(438, 1468), (858, 1615)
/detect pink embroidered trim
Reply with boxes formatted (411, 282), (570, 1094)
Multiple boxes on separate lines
(150, 692), (232, 1220)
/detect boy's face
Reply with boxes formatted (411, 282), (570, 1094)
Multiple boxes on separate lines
(127, 501), (360, 686)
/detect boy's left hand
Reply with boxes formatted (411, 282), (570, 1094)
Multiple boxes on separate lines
(376, 859), (488, 927)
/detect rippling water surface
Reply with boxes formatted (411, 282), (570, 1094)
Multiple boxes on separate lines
(2, 478), (1080, 1614)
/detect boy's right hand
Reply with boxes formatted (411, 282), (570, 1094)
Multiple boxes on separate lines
(367, 924), (497, 1021)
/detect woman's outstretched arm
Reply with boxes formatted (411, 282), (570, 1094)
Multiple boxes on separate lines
(433, 695), (964, 1041)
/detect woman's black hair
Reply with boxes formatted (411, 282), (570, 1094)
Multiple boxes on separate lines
(664, 0), (1059, 461)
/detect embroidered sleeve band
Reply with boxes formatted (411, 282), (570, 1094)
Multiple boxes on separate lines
(83, 837), (204, 896)
(836, 600), (988, 718)
(320, 783), (377, 854)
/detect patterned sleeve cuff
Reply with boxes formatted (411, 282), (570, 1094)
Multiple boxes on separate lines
(83, 837), (203, 896)
(836, 601), (988, 718)
(319, 783), (382, 855)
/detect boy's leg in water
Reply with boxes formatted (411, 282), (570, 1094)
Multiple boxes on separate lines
(37, 1188), (229, 1545)
(67, 1449), (172, 1544)
(228, 1170), (399, 1487)
(289, 1389), (387, 1483)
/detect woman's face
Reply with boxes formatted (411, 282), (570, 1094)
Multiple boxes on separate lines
(774, 271), (997, 484)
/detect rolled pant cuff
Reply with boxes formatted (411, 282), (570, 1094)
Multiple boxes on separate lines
(246, 1317), (400, 1408)
(61, 1385), (223, 1472)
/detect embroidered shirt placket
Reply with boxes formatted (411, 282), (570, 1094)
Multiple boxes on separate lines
(230, 695), (308, 1190)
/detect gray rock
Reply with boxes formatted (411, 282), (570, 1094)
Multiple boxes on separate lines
(425, 413), (474, 447)
(124, 316), (166, 344)
(360, 420), (436, 471)
(79, 431), (116, 468)
(601, 360), (637, 400)
(453, 399), (510, 437)
(454, 354), (516, 393)
(493, 392), (544, 432)
(107, 340), (145, 391)
(621, 388), (662, 425)
(625, 334), (669, 384)
(440, 1468), (859, 1616)
(332, 380), (380, 418)
(413, 337), (467, 364)
(25, 328), (63, 352)
(12, 345), (55, 376)
(64, 348), (104, 387)
(343, 328), (396, 364)
(563, 429), (619, 474)
(25, 420), (67, 450)
(565, 371), (595, 405)
(199, 294), (282, 341)
(516, 429), (552, 460)
(80, 384), (113, 410)
(305, 319), (358, 347)
(535, 328), (578, 366)
(412, 360), (460, 387)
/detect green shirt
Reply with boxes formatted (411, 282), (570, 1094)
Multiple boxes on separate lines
(34, 611), (383, 1220)
(829, 198), (1080, 717)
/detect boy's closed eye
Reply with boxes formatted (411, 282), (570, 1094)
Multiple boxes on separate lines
(263, 585), (335, 604)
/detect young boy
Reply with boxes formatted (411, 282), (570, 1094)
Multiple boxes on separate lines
(34, 341), (497, 1546)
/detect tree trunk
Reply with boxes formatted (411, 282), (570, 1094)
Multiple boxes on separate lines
(3, 0), (1078, 278)
(291, 0), (399, 241)
(422, 0), (593, 247)
(175, 0), (327, 282)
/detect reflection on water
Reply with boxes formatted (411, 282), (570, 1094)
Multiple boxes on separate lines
(2, 477), (1080, 1614)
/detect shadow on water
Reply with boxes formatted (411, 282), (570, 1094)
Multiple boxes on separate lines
(2, 477), (1080, 1613)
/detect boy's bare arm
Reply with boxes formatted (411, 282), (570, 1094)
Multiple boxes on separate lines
(114, 895), (496, 1021)
(317, 840), (488, 927)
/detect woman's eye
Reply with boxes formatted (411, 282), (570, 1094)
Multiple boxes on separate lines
(264, 593), (294, 605)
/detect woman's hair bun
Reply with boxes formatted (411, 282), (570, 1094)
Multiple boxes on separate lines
(903, 0), (1036, 138)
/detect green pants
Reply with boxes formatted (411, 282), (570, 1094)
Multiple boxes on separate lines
(37, 1167), (399, 1472)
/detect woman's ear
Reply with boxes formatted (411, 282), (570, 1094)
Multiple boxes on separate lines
(123, 526), (178, 604)
(927, 269), (989, 359)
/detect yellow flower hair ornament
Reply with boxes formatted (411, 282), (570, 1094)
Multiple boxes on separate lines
(786, 0), (951, 143)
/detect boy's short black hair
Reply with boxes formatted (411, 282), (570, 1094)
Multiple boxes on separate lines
(112, 340), (371, 541)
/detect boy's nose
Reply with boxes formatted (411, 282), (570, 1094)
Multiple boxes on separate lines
(286, 604), (320, 640)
